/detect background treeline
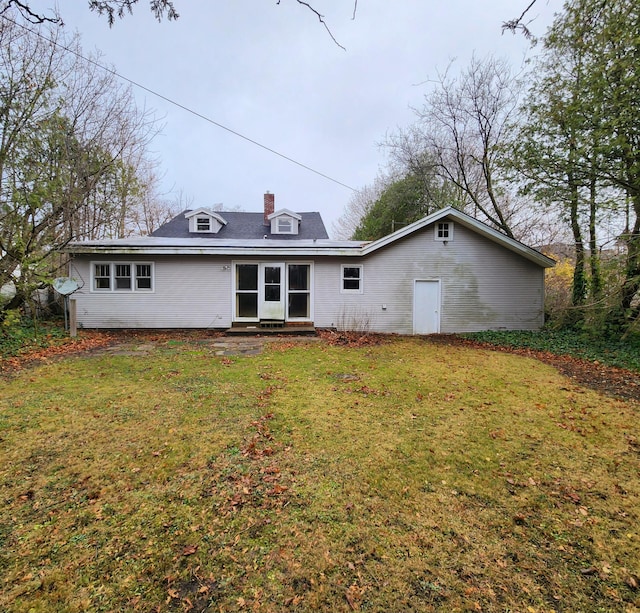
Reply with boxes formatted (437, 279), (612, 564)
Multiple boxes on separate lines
(335, 0), (640, 340)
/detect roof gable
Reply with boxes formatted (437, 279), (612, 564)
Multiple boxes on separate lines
(267, 208), (302, 221)
(183, 209), (227, 234)
(361, 207), (555, 268)
(184, 209), (227, 223)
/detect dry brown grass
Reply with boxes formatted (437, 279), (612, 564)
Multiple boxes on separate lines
(0, 337), (638, 612)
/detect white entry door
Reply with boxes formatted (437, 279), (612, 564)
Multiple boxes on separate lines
(413, 280), (440, 334)
(259, 263), (285, 320)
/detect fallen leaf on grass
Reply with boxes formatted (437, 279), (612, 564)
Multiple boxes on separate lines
(166, 588), (180, 601)
(345, 583), (366, 610)
(182, 544), (198, 556)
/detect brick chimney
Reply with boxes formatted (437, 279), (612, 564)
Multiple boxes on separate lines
(263, 191), (274, 225)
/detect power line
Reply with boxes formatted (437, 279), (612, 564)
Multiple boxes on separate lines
(1, 13), (357, 192)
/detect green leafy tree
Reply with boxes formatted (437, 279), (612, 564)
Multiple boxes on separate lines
(352, 172), (456, 241)
(514, 0), (640, 335)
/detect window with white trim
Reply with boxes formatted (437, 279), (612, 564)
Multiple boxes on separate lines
(196, 216), (211, 231)
(92, 262), (154, 292)
(94, 264), (111, 290)
(277, 217), (293, 234)
(341, 265), (363, 294)
(435, 221), (453, 241)
(115, 264), (132, 289)
(136, 264), (152, 289)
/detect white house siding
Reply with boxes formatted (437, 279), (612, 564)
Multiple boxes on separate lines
(70, 255), (233, 329)
(69, 223), (546, 333)
(314, 224), (545, 334)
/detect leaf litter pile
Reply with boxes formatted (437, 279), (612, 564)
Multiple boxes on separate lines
(0, 333), (639, 612)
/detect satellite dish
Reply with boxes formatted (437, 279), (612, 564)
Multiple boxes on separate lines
(53, 277), (80, 296)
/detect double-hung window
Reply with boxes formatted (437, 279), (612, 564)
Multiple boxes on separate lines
(341, 265), (363, 294)
(92, 262), (154, 292)
(196, 217), (211, 231)
(115, 264), (132, 290)
(277, 217), (293, 234)
(94, 264), (111, 290)
(136, 264), (152, 290)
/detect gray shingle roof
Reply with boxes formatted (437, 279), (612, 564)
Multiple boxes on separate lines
(151, 210), (329, 240)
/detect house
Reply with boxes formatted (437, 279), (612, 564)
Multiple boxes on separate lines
(64, 193), (555, 334)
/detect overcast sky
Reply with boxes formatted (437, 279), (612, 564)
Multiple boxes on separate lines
(44, 1), (556, 237)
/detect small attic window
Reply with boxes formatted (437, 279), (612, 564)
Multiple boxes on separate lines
(185, 210), (226, 234)
(435, 221), (453, 241)
(269, 209), (301, 235)
(277, 217), (293, 234)
(196, 217), (211, 232)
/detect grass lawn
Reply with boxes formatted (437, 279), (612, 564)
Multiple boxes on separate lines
(0, 336), (639, 612)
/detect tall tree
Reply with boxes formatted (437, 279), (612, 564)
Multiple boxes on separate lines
(351, 171), (457, 241)
(0, 13), (157, 311)
(514, 0), (640, 333)
(386, 55), (528, 240)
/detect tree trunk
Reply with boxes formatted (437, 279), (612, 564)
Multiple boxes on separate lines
(569, 173), (587, 307)
(588, 170), (602, 299)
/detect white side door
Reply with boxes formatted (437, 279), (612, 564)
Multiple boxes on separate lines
(413, 280), (440, 334)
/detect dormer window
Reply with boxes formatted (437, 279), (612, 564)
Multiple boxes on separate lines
(185, 209), (227, 234)
(268, 209), (302, 235)
(196, 217), (211, 232)
(277, 217), (292, 234)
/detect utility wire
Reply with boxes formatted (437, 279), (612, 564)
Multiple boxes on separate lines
(1, 13), (357, 192)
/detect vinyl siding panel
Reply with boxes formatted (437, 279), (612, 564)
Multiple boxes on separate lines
(314, 224), (545, 334)
(70, 221), (545, 333)
(71, 255), (232, 329)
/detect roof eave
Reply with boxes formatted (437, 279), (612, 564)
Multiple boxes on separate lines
(65, 245), (364, 257)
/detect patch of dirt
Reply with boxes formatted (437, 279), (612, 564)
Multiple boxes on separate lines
(0, 329), (224, 375)
(316, 329), (389, 347)
(427, 334), (640, 402)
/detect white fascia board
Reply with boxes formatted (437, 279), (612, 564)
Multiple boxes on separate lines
(65, 238), (365, 257)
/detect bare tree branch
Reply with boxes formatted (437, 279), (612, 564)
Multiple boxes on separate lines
(3, 1), (354, 48)
(278, 0), (346, 50)
(0, 0), (60, 24)
(502, 0), (539, 40)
